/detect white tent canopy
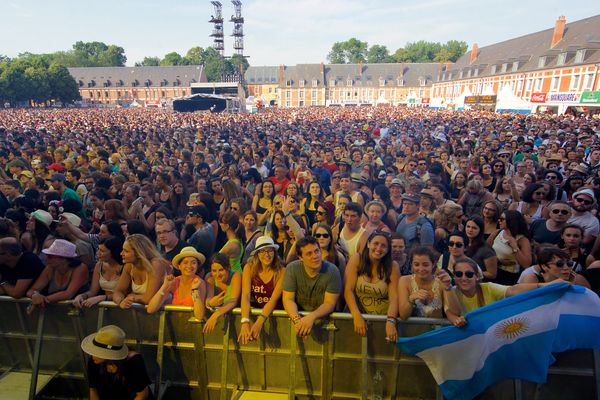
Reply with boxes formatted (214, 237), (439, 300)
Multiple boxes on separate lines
(456, 86), (473, 109)
(495, 85), (531, 112)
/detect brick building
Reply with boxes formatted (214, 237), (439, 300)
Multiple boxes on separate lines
(431, 15), (600, 113)
(245, 63), (442, 108)
(68, 65), (207, 106)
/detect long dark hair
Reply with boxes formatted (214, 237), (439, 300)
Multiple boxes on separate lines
(465, 216), (485, 256)
(502, 210), (530, 238)
(357, 231), (393, 283)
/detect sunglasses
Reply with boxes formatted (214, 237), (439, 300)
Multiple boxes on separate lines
(574, 197), (593, 205)
(316, 210), (326, 215)
(499, 154), (510, 158)
(548, 260), (573, 268)
(448, 241), (464, 248)
(314, 233), (330, 239)
(551, 209), (570, 215)
(454, 270), (475, 278)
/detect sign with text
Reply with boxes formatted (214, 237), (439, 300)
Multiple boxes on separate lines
(580, 91), (600, 104)
(464, 95), (497, 104)
(546, 92), (579, 103)
(530, 93), (547, 103)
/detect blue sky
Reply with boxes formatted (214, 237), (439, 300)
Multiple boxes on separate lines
(3, 1), (599, 66)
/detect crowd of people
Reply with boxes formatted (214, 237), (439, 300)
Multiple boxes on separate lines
(0, 106), (599, 346)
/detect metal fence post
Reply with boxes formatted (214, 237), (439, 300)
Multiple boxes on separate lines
(289, 321), (296, 400)
(28, 307), (45, 400)
(155, 310), (166, 399)
(321, 320), (337, 400)
(220, 314), (231, 400)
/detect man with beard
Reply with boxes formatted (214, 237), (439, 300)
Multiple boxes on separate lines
(568, 188), (599, 249)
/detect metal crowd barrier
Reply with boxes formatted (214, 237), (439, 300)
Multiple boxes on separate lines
(0, 296), (598, 400)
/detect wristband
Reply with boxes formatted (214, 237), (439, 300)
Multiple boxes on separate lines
(386, 317), (397, 324)
(241, 318), (251, 324)
(292, 315), (301, 324)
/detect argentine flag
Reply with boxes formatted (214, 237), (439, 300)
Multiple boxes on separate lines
(397, 283), (600, 400)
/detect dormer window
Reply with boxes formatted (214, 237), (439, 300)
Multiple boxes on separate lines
(538, 56), (546, 68)
(286, 80), (292, 87)
(299, 79), (305, 88)
(474, 68), (479, 77)
(419, 78), (426, 86)
(501, 63), (508, 73)
(512, 61), (519, 72)
(575, 49), (586, 63)
(347, 79), (353, 86)
(557, 53), (567, 66)
(312, 79), (318, 87)
(459, 71), (463, 79)
(491, 65), (497, 75)
(397, 78), (404, 86)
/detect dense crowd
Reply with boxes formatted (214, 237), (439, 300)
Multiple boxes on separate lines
(1, 107), (600, 396)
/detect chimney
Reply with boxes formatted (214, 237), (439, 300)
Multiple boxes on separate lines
(470, 43), (478, 65)
(320, 62), (324, 75)
(358, 62), (363, 76)
(279, 65), (284, 84)
(551, 16), (566, 48)
(399, 63), (404, 76)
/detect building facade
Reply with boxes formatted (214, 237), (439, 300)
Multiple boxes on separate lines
(430, 15), (600, 113)
(245, 63), (443, 108)
(68, 66), (207, 106)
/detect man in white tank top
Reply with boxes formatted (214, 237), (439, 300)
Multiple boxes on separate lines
(337, 202), (368, 258)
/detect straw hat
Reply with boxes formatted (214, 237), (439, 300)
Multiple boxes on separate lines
(61, 212), (81, 227)
(42, 239), (77, 258)
(251, 236), (280, 256)
(171, 246), (206, 270)
(81, 325), (129, 360)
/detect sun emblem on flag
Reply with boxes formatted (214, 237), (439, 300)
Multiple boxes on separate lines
(494, 317), (529, 340)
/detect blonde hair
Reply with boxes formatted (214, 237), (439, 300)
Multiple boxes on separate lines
(365, 199), (387, 214)
(125, 233), (167, 272)
(434, 203), (463, 230)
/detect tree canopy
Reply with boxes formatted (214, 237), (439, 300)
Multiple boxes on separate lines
(136, 46), (250, 82)
(327, 39), (468, 64)
(0, 54), (80, 106)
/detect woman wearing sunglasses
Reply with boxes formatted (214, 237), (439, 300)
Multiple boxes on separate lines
(344, 231), (400, 341)
(519, 247), (590, 288)
(446, 257), (563, 327)
(313, 223), (346, 276)
(529, 201), (572, 246)
(437, 231), (468, 273)
(488, 210), (532, 285)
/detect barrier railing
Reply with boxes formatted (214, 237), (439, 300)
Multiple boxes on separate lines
(0, 296), (598, 400)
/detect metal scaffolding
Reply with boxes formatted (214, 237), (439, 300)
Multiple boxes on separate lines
(209, 1), (225, 55)
(230, 0), (245, 56)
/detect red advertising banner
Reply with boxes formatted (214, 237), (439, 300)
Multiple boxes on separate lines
(421, 98), (430, 104)
(530, 93), (547, 103)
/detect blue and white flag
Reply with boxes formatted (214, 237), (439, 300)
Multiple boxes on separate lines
(397, 283), (600, 400)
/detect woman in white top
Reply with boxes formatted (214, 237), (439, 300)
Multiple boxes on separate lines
(73, 236), (124, 308)
(487, 210), (532, 286)
(509, 183), (546, 226)
(112, 234), (169, 309)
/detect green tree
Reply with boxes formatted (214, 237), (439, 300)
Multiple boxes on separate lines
(367, 45), (394, 63)
(403, 41), (442, 62)
(48, 63), (81, 103)
(434, 48), (453, 62)
(184, 46), (205, 65)
(327, 38), (368, 64)
(99, 45), (127, 66)
(344, 38), (368, 63)
(160, 52), (184, 66)
(229, 54), (249, 73)
(136, 56), (161, 67)
(442, 40), (468, 62)
(327, 42), (347, 64)
(393, 48), (409, 62)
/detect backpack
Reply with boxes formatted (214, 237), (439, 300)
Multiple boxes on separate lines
(397, 214), (435, 247)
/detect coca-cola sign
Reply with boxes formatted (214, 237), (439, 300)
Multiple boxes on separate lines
(530, 93), (546, 103)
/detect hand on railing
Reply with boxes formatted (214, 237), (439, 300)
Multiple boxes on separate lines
(119, 294), (137, 309)
(353, 314), (367, 337)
